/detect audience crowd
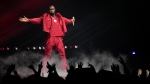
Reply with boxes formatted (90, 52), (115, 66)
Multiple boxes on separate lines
(0, 56), (149, 83)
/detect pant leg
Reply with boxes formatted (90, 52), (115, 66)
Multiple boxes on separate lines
(55, 37), (67, 70)
(42, 37), (55, 73)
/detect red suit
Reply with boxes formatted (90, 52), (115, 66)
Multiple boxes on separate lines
(28, 12), (73, 72)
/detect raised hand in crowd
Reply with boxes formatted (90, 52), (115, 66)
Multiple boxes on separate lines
(67, 59), (76, 73)
(46, 62), (59, 79)
(111, 63), (120, 74)
(37, 62), (43, 76)
(118, 56), (130, 76)
(78, 62), (83, 69)
(88, 63), (96, 73)
(118, 56), (125, 65)
(46, 62), (54, 73)
(28, 64), (37, 74)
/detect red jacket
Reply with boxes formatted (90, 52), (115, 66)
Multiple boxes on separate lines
(29, 13), (73, 33)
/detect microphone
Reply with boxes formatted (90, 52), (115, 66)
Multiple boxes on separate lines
(72, 16), (75, 26)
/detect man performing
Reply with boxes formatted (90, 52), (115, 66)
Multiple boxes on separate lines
(19, 5), (75, 73)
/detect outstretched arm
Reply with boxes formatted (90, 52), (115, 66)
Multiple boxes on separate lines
(19, 15), (43, 24)
(63, 16), (75, 25)
(19, 16), (29, 22)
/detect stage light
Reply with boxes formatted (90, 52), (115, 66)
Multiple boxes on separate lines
(0, 48), (4, 50)
(132, 51), (136, 55)
(33, 47), (36, 50)
(15, 47), (18, 50)
(43, 47), (45, 49)
(7, 47), (9, 50)
(65, 46), (67, 49)
(27, 47), (30, 50)
(70, 46), (72, 48)
(75, 45), (78, 48)
(39, 47), (41, 50)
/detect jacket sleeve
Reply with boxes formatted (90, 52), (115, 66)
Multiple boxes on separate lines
(62, 17), (73, 25)
(28, 16), (43, 24)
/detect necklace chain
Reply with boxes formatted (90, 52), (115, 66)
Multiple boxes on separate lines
(51, 16), (57, 22)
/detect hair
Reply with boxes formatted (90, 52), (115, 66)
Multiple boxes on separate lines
(49, 5), (54, 7)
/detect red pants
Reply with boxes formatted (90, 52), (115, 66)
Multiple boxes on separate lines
(42, 37), (67, 73)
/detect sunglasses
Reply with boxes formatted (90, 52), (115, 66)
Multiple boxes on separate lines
(49, 9), (55, 10)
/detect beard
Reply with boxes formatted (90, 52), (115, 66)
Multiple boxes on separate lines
(49, 12), (55, 16)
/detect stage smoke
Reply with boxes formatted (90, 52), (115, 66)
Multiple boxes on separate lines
(0, 50), (128, 80)
(0, 50), (66, 79)
(0, 51), (43, 79)
(68, 50), (128, 73)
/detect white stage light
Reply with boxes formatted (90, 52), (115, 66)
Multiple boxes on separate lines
(75, 45), (78, 48)
(39, 47), (41, 50)
(65, 46), (67, 49)
(15, 47), (18, 50)
(7, 47), (9, 50)
(33, 47), (36, 50)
